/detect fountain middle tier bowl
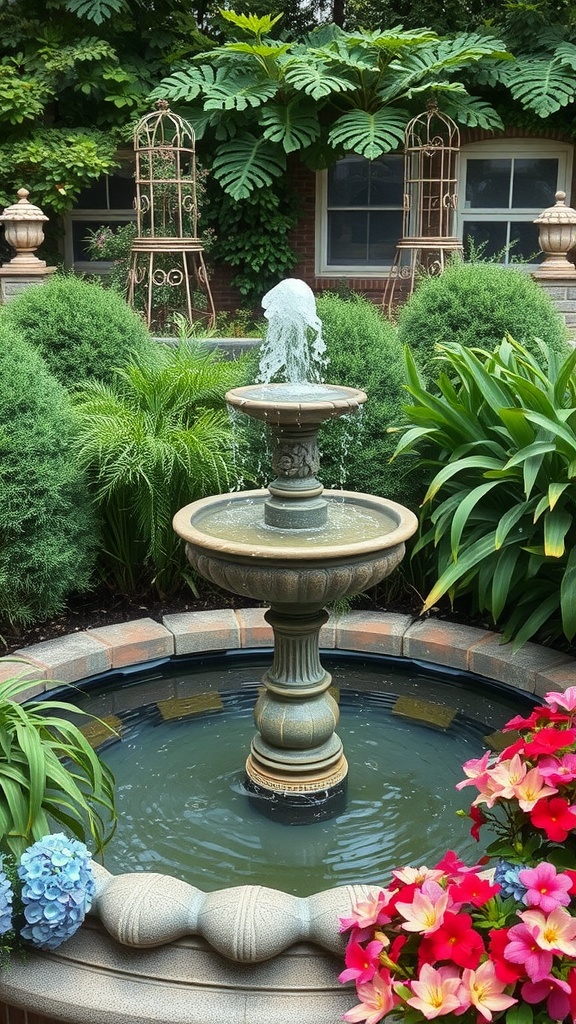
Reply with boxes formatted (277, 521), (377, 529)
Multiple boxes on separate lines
(225, 382), (367, 426)
(173, 490), (418, 607)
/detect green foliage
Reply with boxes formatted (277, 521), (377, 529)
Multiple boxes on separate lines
(393, 337), (576, 647)
(0, 323), (96, 627)
(0, 275), (153, 388)
(71, 341), (252, 597)
(0, 672), (116, 858)
(64, 0), (128, 25)
(153, 17), (507, 198)
(207, 182), (299, 307)
(396, 261), (569, 375)
(315, 293), (422, 510)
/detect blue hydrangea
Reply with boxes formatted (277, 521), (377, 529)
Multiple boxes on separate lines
(0, 859), (13, 936)
(494, 859), (529, 902)
(18, 833), (95, 951)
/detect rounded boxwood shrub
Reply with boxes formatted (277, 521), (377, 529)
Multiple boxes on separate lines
(396, 261), (569, 372)
(315, 293), (421, 509)
(0, 274), (152, 387)
(0, 321), (96, 625)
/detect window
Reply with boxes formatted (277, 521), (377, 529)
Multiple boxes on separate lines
(457, 140), (573, 264)
(316, 153), (404, 274)
(64, 158), (136, 273)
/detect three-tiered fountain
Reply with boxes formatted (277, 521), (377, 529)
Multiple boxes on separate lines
(173, 279), (418, 821)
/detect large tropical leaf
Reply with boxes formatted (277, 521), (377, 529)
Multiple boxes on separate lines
(389, 33), (509, 81)
(283, 58), (356, 99)
(505, 56), (576, 116)
(203, 69), (278, 111)
(151, 66), (207, 103)
(259, 102), (320, 153)
(327, 108), (407, 159)
(438, 93), (504, 130)
(212, 134), (286, 198)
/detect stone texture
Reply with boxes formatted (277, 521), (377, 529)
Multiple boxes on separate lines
(533, 660), (576, 698)
(0, 658), (46, 701)
(13, 633), (111, 683)
(335, 611), (414, 657)
(163, 609), (240, 655)
(234, 608), (273, 648)
(403, 619), (498, 671)
(86, 618), (173, 668)
(468, 635), (573, 693)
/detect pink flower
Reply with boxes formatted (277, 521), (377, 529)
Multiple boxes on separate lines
(545, 687), (576, 712)
(339, 940), (385, 985)
(513, 767), (557, 811)
(456, 751), (492, 791)
(518, 862), (572, 913)
(538, 754), (576, 786)
(485, 754), (526, 801)
(521, 907), (576, 957)
(458, 961), (518, 1021)
(504, 921), (553, 982)
(396, 881), (450, 935)
(405, 964), (462, 1019)
(340, 891), (394, 933)
(392, 866), (444, 885)
(521, 975), (571, 1020)
(343, 970), (398, 1024)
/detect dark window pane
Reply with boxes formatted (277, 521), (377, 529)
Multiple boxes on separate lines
(512, 159), (558, 208)
(75, 178), (108, 208)
(72, 220), (133, 261)
(368, 156), (404, 206)
(328, 210), (368, 262)
(368, 210), (403, 262)
(463, 221), (507, 260)
(328, 158), (369, 206)
(108, 172), (136, 209)
(466, 159), (511, 209)
(508, 221), (543, 262)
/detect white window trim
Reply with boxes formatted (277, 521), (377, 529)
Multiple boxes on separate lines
(315, 163), (402, 277)
(456, 138), (573, 266)
(63, 209), (137, 274)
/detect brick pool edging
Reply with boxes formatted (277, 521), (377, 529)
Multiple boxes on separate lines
(2, 607), (576, 699)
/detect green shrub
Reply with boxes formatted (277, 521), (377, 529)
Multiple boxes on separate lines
(0, 274), (152, 387)
(315, 293), (421, 509)
(72, 340), (252, 598)
(0, 323), (96, 626)
(393, 337), (576, 647)
(396, 261), (569, 373)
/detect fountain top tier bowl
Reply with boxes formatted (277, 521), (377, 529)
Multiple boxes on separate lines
(225, 382), (367, 426)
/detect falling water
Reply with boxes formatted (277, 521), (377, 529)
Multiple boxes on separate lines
(256, 279), (328, 384)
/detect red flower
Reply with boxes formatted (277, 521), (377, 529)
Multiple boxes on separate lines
(469, 805), (486, 842)
(448, 873), (500, 908)
(419, 912), (485, 969)
(523, 727), (576, 757)
(497, 737), (526, 760)
(530, 796), (576, 842)
(503, 708), (569, 732)
(488, 929), (525, 985)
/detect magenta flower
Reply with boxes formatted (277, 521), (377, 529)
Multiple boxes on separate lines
(521, 975), (571, 1020)
(545, 687), (576, 712)
(339, 939), (384, 985)
(518, 862), (571, 913)
(504, 921), (553, 981)
(538, 753), (576, 786)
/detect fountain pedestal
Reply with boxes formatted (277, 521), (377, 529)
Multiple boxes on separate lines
(174, 380), (418, 823)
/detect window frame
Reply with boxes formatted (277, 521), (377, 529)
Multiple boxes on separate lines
(63, 154), (136, 274)
(455, 138), (573, 266)
(315, 153), (404, 276)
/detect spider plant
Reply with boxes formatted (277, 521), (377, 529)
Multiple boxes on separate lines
(393, 336), (576, 647)
(71, 339), (251, 597)
(0, 671), (116, 858)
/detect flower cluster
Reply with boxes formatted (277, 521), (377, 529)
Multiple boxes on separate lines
(17, 833), (95, 950)
(458, 686), (576, 862)
(339, 852), (576, 1024)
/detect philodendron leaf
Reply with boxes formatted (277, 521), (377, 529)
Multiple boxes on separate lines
(203, 69), (278, 110)
(259, 102), (320, 152)
(212, 134), (286, 198)
(438, 93), (503, 130)
(506, 57), (576, 116)
(327, 108), (407, 158)
(283, 58), (356, 99)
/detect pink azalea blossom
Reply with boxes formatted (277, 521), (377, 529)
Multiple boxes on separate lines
(340, 891), (394, 933)
(392, 866), (444, 885)
(538, 753), (576, 786)
(485, 754), (527, 801)
(458, 961), (518, 1021)
(396, 881), (450, 935)
(405, 963), (462, 1020)
(456, 751), (493, 791)
(521, 974), (572, 1021)
(520, 907), (576, 957)
(504, 921), (553, 982)
(339, 939), (385, 985)
(343, 970), (398, 1024)
(544, 687), (576, 712)
(518, 862), (572, 913)
(513, 767), (557, 811)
